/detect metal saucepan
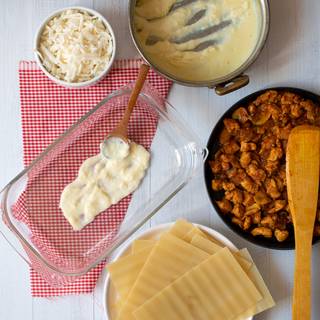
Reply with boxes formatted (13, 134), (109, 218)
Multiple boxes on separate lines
(129, 0), (270, 95)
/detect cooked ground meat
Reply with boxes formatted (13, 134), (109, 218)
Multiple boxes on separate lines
(209, 90), (320, 242)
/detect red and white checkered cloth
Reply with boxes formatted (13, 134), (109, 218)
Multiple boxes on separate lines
(17, 59), (172, 297)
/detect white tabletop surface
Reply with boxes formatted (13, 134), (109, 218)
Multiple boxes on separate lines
(1, 0), (320, 319)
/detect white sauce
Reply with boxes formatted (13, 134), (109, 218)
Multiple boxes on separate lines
(134, 0), (261, 81)
(100, 137), (130, 160)
(60, 142), (150, 231)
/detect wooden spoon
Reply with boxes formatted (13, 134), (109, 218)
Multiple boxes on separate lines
(286, 125), (320, 320)
(101, 63), (150, 159)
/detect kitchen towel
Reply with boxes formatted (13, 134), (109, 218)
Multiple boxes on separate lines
(17, 59), (172, 297)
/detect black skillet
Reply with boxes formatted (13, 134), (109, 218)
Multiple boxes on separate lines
(204, 87), (320, 249)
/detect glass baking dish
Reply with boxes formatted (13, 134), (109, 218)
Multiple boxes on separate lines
(0, 83), (207, 286)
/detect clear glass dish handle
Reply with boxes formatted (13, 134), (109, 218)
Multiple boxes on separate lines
(202, 147), (209, 161)
(0, 192), (32, 267)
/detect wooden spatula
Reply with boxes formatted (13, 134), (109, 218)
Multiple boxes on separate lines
(100, 63), (150, 159)
(286, 125), (320, 320)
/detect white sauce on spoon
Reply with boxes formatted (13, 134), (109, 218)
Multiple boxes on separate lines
(100, 136), (130, 160)
(60, 142), (150, 231)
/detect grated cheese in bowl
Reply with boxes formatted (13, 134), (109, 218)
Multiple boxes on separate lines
(35, 8), (115, 85)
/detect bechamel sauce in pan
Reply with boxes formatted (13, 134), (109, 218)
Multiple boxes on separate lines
(134, 0), (262, 81)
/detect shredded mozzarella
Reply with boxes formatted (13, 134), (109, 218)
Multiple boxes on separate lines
(37, 9), (113, 83)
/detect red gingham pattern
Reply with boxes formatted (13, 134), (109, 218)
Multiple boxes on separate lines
(17, 60), (172, 297)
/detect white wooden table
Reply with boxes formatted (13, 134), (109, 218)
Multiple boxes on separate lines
(1, 0), (320, 319)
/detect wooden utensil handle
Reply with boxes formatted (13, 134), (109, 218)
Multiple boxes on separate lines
(119, 63), (150, 131)
(293, 230), (313, 320)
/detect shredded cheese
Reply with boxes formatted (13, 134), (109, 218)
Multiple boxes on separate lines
(37, 9), (113, 83)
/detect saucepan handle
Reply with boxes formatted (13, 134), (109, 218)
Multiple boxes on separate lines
(214, 75), (249, 96)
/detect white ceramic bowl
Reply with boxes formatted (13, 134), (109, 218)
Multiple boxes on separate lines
(103, 222), (252, 320)
(34, 6), (116, 88)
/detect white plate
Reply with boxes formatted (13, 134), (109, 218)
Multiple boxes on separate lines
(103, 222), (252, 320)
